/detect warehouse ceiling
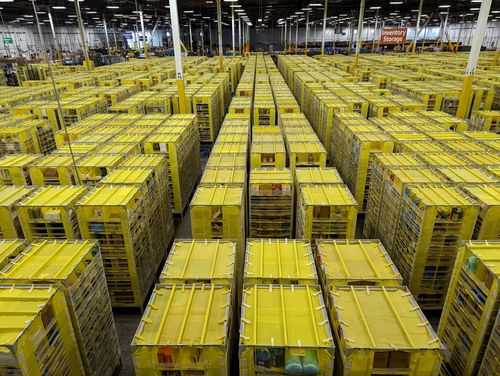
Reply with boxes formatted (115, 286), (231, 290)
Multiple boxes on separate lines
(1, 1), (499, 29)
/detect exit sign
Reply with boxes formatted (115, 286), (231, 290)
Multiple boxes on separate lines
(3, 37), (13, 45)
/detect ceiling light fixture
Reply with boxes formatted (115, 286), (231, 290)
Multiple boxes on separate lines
(370, 6), (382, 9)
(52, 6), (66, 9)
(438, 5), (451, 8)
(106, 6), (119, 9)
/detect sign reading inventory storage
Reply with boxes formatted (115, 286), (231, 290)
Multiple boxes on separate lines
(380, 28), (407, 45)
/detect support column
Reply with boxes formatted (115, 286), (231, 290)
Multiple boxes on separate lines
(456, 0), (492, 118)
(372, 8), (379, 52)
(103, 14), (111, 55)
(288, 19), (292, 52)
(47, 10), (61, 61)
(412, 0), (423, 53)
(354, 0), (366, 71)
(295, 19), (299, 54)
(284, 20), (288, 53)
(238, 16), (242, 55)
(74, 0), (92, 69)
(231, 8), (235, 56)
(216, 0), (224, 70)
(188, 19), (193, 53)
(305, 9), (310, 54)
(169, 0), (187, 113)
(321, 0), (328, 56)
(200, 20), (205, 55)
(209, 20), (213, 54)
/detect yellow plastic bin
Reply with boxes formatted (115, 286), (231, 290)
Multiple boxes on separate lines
(0, 186), (36, 239)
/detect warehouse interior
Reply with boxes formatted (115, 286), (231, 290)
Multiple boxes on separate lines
(0, 0), (498, 375)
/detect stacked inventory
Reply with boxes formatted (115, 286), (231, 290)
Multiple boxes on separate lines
(190, 185), (245, 250)
(132, 284), (232, 375)
(393, 185), (480, 309)
(438, 241), (500, 376)
(0, 186), (36, 239)
(470, 111), (500, 133)
(243, 239), (317, 285)
(296, 184), (357, 243)
(18, 186), (88, 241)
(250, 141), (286, 168)
(461, 184), (500, 240)
(144, 115), (201, 214)
(76, 185), (159, 307)
(0, 284), (85, 375)
(29, 154), (80, 185)
(330, 286), (444, 375)
(239, 284), (335, 375)
(363, 154), (424, 239)
(478, 311), (500, 375)
(100, 167), (175, 265)
(0, 154), (40, 185)
(193, 85), (221, 142)
(371, 167), (447, 255)
(0, 240), (121, 376)
(160, 239), (236, 285)
(294, 167), (343, 187)
(249, 169), (294, 238)
(200, 166), (246, 187)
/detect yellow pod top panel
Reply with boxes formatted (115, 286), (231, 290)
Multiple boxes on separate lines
(201, 167), (246, 186)
(244, 239), (317, 282)
(330, 286), (443, 350)
(437, 167), (497, 184)
(288, 141), (327, 154)
(462, 152), (500, 166)
(0, 186), (36, 207)
(191, 185), (243, 206)
(249, 168), (293, 185)
(55, 143), (98, 155)
(121, 155), (166, 169)
(0, 284), (63, 346)
(461, 184), (500, 206)
(0, 154), (41, 167)
(460, 240), (500, 277)
(463, 131), (499, 141)
(0, 240), (97, 282)
(373, 153), (423, 168)
(132, 284), (231, 346)
(77, 185), (142, 207)
(100, 168), (154, 185)
(240, 284), (334, 347)
(316, 239), (402, 285)
(0, 240), (26, 270)
(417, 153), (470, 167)
(160, 240), (236, 283)
(404, 184), (477, 207)
(386, 167), (446, 192)
(295, 167), (343, 185)
(300, 184), (357, 207)
(20, 186), (88, 207)
(77, 154), (123, 167)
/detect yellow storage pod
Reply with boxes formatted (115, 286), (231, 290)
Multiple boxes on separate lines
(100, 167), (174, 260)
(144, 130), (201, 214)
(399, 140), (450, 154)
(461, 184), (500, 240)
(55, 142), (98, 155)
(250, 142), (286, 168)
(374, 167), (447, 255)
(393, 185), (479, 309)
(344, 132), (395, 213)
(478, 310), (500, 376)
(249, 168), (294, 238)
(243, 239), (317, 285)
(437, 166), (497, 185)
(76, 154), (124, 185)
(316, 239), (402, 292)
(190, 185), (245, 250)
(0, 239), (26, 270)
(76, 185), (158, 307)
(287, 142), (327, 171)
(98, 142), (141, 156)
(200, 167), (246, 187)
(441, 140), (488, 153)
(364, 153), (425, 239)
(462, 151), (500, 167)
(29, 154), (80, 186)
(295, 167), (343, 187)
(417, 152), (470, 167)
(0, 126), (39, 154)
(18, 186), (88, 241)
(206, 153), (247, 169)
(193, 86), (221, 143)
(239, 284), (335, 376)
(0, 284), (85, 375)
(470, 110), (500, 133)
(160, 239), (236, 285)
(330, 286), (444, 376)
(132, 284), (232, 376)
(296, 184), (357, 243)
(0, 186), (36, 239)
(438, 241), (500, 376)
(0, 154), (40, 185)
(0, 240), (121, 376)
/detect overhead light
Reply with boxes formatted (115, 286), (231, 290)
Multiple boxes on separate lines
(370, 6), (382, 9)
(389, 1), (403, 4)
(309, 3), (322, 6)
(184, 10), (194, 13)
(295, 11), (304, 14)
(224, 0), (238, 2)
(87, 11), (97, 14)
(258, 18), (262, 21)
(68, 15), (77, 17)
(438, 5), (451, 8)
(164, 5), (169, 8)
(203, 16), (210, 19)
(470, 7), (480, 10)
(303, 7), (312, 11)
(52, 6), (66, 9)
(0, 0), (14, 2)
(230, 4), (241, 7)
(493, 10), (500, 13)
(471, 0), (482, 2)
(106, 6), (119, 9)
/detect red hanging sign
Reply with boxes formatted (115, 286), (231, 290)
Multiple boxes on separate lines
(380, 28), (407, 45)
